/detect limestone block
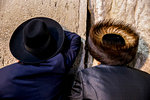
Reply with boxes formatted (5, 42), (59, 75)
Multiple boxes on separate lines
(0, 0), (87, 68)
(88, 0), (150, 73)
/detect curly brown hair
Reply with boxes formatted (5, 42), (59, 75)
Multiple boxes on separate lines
(88, 20), (139, 66)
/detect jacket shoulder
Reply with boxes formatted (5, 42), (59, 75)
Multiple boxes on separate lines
(79, 67), (99, 78)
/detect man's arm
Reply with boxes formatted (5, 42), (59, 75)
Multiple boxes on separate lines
(69, 71), (83, 100)
(61, 31), (81, 69)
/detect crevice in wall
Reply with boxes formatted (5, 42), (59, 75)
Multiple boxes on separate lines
(84, 4), (92, 68)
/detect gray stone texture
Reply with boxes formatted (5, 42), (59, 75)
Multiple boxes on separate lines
(88, 0), (150, 73)
(0, 0), (150, 74)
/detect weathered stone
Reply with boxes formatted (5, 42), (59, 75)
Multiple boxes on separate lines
(1, 0), (150, 74)
(0, 0), (87, 68)
(88, 0), (150, 73)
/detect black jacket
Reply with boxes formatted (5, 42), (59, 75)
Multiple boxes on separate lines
(70, 64), (150, 100)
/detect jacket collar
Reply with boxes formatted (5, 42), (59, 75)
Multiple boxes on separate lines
(97, 64), (128, 68)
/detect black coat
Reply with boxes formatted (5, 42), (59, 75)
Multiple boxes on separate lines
(70, 64), (150, 100)
(0, 31), (81, 100)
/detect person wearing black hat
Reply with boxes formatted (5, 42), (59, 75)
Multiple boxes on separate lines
(69, 21), (150, 100)
(0, 17), (81, 100)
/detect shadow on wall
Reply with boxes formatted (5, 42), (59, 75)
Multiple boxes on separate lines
(128, 37), (149, 69)
(72, 38), (85, 71)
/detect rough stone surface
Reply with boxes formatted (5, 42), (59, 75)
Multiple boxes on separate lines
(88, 0), (150, 73)
(0, 0), (87, 68)
(0, 0), (150, 74)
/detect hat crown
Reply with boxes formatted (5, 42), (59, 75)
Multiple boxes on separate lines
(23, 19), (51, 49)
(102, 34), (125, 47)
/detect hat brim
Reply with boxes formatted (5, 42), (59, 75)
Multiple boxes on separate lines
(10, 17), (64, 63)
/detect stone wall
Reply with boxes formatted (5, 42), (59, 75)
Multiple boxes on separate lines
(0, 0), (150, 74)
(0, 0), (87, 68)
(88, 0), (150, 73)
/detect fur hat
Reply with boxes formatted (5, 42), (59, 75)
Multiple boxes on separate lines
(88, 20), (139, 66)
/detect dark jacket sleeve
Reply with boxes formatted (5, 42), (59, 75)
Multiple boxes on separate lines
(61, 31), (81, 69)
(69, 71), (83, 100)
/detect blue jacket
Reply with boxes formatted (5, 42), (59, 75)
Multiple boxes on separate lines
(0, 31), (81, 100)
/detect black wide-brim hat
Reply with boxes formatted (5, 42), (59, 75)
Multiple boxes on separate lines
(10, 17), (64, 63)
